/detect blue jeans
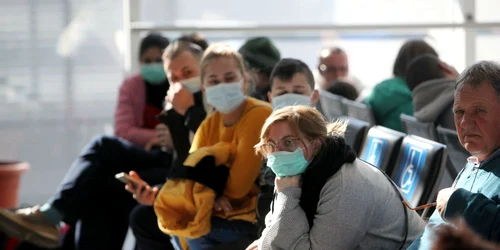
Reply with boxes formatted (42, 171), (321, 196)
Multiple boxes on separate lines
(171, 217), (255, 250)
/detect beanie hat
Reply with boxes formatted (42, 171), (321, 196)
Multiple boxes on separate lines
(239, 37), (281, 77)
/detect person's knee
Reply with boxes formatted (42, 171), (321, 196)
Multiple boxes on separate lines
(84, 134), (129, 156)
(129, 204), (153, 234)
(94, 135), (125, 148)
(83, 134), (115, 151)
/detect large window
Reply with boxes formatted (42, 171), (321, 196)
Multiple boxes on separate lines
(1, 0), (500, 205)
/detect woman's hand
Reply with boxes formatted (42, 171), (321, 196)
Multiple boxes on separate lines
(275, 175), (301, 193)
(213, 196), (233, 212)
(245, 239), (261, 250)
(124, 171), (159, 206)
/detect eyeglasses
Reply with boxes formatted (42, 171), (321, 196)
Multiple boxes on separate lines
(402, 201), (437, 211)
(318, 64), (348, 74)
(259, 138), (303, 155)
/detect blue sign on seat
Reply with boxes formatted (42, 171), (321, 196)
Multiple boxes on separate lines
(395, 145), (428, 202)
(361, 137), (388, 168)
(390, 135), (447, 209)
(359, 126), (405, 175)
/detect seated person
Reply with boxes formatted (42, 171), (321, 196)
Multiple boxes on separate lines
(0, 38), (205, 250)
(115, 33), (172, 147)
(326, 79), (359, 101)
(128, 58), (316, 250)
(260, 58), (319, 188)
(316, 47), (363, 93)
(178, 32), (209, 50)
(127, 40), (209, 250)
(239, 37), (281, 102)
(267, 58), (319, 110)
(408, 61), (500, 249)
(154, 43), (272, 250)
(248, 106), (425, 250)
(405, 54), (458, 130)
(365, 40), (438, 132)
(431, 221), (500, 250)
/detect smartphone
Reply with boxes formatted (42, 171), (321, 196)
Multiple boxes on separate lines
(115, 172), (141, 188)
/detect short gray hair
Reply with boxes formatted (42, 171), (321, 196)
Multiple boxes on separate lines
(456, 61), (500, 96)
(162, 40), (203, 62)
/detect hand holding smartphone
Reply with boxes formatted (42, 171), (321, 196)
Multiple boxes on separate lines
(115, 172), (141, 188)
(116, 171), (158, 206)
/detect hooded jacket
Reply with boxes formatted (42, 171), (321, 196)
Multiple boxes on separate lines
(412, 78), (455, 130)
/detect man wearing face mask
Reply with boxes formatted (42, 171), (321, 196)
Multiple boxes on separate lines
(126, 40), (210, 250)
(267, 58), (319, 111)
(0, 34), (176, 249)
(257, 58), (319, 220)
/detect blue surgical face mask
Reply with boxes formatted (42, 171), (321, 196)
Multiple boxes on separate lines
(266, 148), (310, 178)
(205, 81), (245, 113)
(272, 93), (311, 110)
(141, 63), (167, 84)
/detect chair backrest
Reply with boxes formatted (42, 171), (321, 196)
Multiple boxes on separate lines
(400, 114), (438, 141)
(390, 135), (447, 208)
(318, 90), (346, 121)
(343, 117), (370, 155)
(359, 126), (406, 174)
(436, 126), (470, 179)
(342, 98), (376, 126)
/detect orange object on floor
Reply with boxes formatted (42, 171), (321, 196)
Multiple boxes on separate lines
(0, 161), (30, 209)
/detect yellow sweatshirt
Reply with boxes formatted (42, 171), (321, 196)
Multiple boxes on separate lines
(154, 97), (271, 249)
(190, 97), (272, 221)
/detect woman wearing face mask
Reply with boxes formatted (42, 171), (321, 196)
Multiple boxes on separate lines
(115, 33), (171, 147)
(154, 43), (272, 250)
(247, 106), (425, 250)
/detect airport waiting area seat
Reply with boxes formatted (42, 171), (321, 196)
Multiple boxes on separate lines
(343, 98), (376, 126)
(400, 114), (438, 141)
(317, 90), (346, 121)
(344, 118), (370, 155)
(390, 135), (447, 209)
(359, 126), (405, 175)
(436, 126), (470, 179)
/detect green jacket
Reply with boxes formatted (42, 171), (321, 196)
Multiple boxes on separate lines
(364, 77), (413, 132)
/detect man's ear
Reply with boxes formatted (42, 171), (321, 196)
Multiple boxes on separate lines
(311, 89), (320, 107)
(267, 91), (273, 103)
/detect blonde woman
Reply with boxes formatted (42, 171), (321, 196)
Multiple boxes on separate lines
(154, 43), (272, 250)
(248, 106), (425, 250)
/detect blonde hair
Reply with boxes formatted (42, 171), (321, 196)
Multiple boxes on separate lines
(200, 43), (246, 80)
(255, 105), (348, 156)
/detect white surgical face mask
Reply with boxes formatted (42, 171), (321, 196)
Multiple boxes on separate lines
(205, 81), (245, 113)
(179, 77), (201, 93)
(271, 93), (312, 110)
